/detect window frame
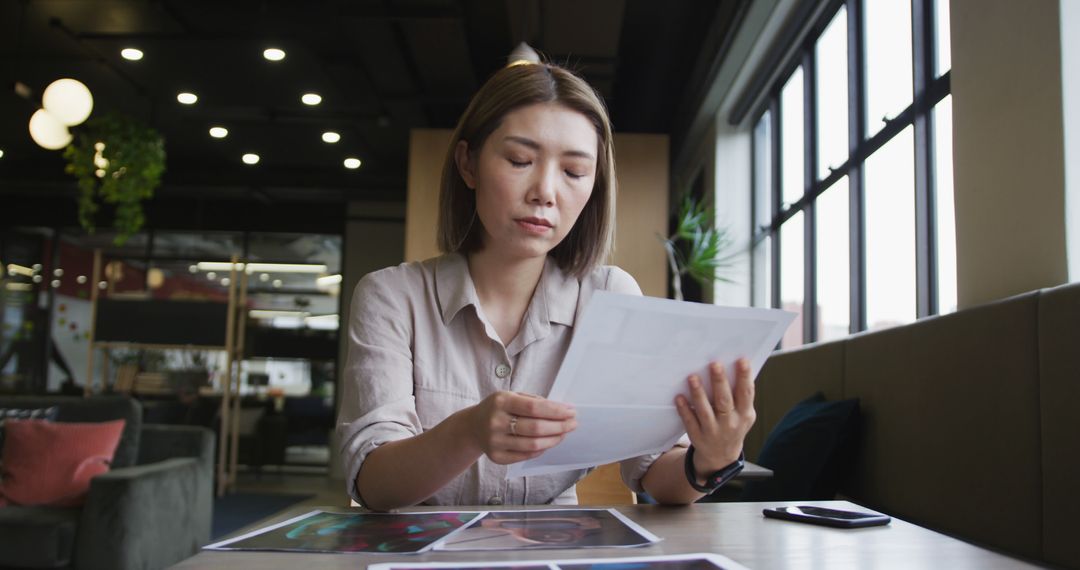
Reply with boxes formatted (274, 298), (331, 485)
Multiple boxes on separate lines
(749, 0), (952, 343)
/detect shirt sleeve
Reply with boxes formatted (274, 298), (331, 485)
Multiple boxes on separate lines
(603, 266), (691, 493)
(336, 270), (421, 505)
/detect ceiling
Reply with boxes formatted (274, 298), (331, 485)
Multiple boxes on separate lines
(1, 0), (741, 233)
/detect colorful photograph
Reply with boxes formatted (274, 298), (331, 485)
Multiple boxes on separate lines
(371, 553), (747, 570)
(436, 509), (658, 551)
(394, 567), (549, 570)
(206, 510), (482, 553)
(560, 559), (727, 570)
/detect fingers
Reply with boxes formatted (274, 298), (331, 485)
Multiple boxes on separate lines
(500, 433), (567, 454)
(508, 415), (578, 437)
(675, 394), (701, 440)
(502, 392), (576, 421)
(687, 373), (717, 426)
(709, 362), (735, 415)
(732, 358), (755, 415)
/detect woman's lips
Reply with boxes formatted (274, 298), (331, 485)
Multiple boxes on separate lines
(515, 218), (553, 234)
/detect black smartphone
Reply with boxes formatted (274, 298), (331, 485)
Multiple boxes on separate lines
(762, 505), (891, 528)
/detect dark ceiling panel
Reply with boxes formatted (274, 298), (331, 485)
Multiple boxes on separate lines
(539, 0), (624, 58)
(402, 18), (476, 97)
(612, 0), (721, 133)
(1, 0), (730, 233)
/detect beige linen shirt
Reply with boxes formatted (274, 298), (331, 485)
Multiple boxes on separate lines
(337, 252), (667, 507)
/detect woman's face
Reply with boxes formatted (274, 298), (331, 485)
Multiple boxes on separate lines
(457, 102), (599, 262)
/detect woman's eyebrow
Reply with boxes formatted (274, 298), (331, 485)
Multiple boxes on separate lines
(503, 135), (595, 160)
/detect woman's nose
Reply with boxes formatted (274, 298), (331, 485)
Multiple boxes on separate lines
(528, 164), (558, 206)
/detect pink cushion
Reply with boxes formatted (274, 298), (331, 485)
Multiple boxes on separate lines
(0, 418), (126, 507)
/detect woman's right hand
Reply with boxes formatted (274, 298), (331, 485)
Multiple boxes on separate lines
(463, 392), (577, 465)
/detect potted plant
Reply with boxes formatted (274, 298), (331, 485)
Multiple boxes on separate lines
(660, 194), (739, 302)
(63, 114), (166, 245)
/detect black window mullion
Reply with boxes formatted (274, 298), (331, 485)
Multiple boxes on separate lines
(770, 98), (782, 311)
(848, 0), (867, 333)
(750, 116), (760, 305)
(912, 0), (936, 318)
(803, 50), (818, 344)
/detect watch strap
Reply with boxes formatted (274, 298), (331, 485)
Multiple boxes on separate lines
(684, 445), (745, 493)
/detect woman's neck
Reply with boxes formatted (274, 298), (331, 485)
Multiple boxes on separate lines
(466, 249), (546, 345)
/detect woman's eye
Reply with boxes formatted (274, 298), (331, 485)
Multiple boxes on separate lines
(565, 171), (586, 180)
(508, 159), (530, 168)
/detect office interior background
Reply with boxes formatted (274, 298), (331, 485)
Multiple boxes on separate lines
(1, 0), (1079, 565)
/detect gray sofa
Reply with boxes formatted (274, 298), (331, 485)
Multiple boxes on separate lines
(747, 280), (1080, 568)
(0, 396), (213, 570)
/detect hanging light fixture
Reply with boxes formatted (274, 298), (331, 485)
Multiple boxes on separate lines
(41, 78), (93, 126)
(28, 109), (72, 150)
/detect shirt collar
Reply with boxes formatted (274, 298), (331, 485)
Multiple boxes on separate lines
(434, 253), (579, 328)
(435, 252), (476, 327)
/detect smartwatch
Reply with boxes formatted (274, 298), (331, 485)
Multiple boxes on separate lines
(684, 445), (745, 493)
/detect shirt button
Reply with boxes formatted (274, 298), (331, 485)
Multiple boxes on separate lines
(487, 496), (503, 505)
(495, 364), (511, 378)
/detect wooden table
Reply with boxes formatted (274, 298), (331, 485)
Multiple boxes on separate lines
(172, 501), (1039, 569)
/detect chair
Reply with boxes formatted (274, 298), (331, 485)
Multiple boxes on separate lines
(0, 395), (214, 570)
(576, 463), (637, 505)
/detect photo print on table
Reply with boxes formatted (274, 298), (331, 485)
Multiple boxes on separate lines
(204, 510), (482, 553)
(369, 552), (749, 570)
(435, 509), (660, 551)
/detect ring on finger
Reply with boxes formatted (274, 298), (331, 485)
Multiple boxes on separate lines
(509, 415), (518, 436)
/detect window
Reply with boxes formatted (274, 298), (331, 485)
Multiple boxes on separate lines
(749, 0), (953, 344)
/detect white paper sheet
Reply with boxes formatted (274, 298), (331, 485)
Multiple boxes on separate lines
(507, 292), (795, 478)
(369, 551), (752, 570)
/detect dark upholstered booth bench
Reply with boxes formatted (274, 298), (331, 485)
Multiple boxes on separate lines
(747, 281), (1080, 568)
(0, 396), (214, 570)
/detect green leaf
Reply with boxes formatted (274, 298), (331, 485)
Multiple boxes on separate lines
(664, 192), (740, 290)
(64, 113), (166, 244)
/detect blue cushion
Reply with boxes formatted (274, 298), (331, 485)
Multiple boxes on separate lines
(739, 392), (860, 501)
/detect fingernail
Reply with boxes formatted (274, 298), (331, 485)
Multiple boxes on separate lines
(740, 359), (750, 372)
(689, 376), (699, 388)
(711, 362), (723, 373)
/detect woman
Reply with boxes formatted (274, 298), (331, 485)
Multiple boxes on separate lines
(337, 62), (755, 511)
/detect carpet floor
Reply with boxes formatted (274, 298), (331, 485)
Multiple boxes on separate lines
(211, 492), (314, 540)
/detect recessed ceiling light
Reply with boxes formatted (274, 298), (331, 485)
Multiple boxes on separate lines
(263, 48), (286, 61)
(321, 131), (340, 143)
(343, 157), (361, 169)
(209, 126), (228, 139)
(242, 153), (260, 165)
(0, 149), (4, 159)
(121, 48), (144, 61)
(301, 93), (322, 106)
(177, 92), (198, 105)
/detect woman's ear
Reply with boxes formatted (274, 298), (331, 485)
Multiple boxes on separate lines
(455, 140), (476, 189)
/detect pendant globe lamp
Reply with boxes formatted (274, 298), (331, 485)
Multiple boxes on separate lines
(42, 78), (94, 126)
(28, 108), (72, 150)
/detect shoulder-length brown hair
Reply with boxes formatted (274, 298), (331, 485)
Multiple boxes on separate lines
(436, 62), (616, 278)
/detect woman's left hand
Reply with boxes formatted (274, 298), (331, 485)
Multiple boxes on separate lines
(674, 358), (756, 478)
